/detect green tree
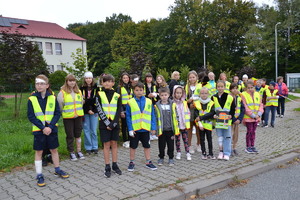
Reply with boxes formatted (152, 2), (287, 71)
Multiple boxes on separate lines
(49, 70), (68, 90)
(104, 58), (130, 84)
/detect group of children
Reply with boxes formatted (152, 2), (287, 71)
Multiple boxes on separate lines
(28, 70), (287, 186)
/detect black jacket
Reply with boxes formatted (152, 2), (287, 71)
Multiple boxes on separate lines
(80, 84), (99, 114)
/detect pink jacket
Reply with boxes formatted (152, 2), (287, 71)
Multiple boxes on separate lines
(275, 82), (288, 97)
(172, 85), (190, 129)
(241, 92), (264, 123)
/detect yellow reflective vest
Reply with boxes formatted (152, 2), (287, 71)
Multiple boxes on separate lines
(120, 87), (132, 105)
(194, 100), (214, 131)
(29, 95), (58, 132)
(192, 83), (203, 99)
(155, 102), (179, 136)
(224, 81), (231, 93)
(233, 95), (242, 119)
(98, 91), (120, 120)
(213, 94), (234, 126)
(144, 84), (157, 101)
(242, 91), (261, 119)
(265, 89), (278, 107)
(182, 101), (190, 129)
(127, 98), (152, 131)
(61, 90), (84, 119)
(206, 81), (217, 96)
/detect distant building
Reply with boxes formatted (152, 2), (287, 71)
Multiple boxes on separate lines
(0, 16), (86, 73)
(286, 73), (300, 90)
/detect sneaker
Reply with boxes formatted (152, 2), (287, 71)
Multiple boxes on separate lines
(207, 155), (216, 160)
(123, 141), (130, 148)
(54, 170), (70, 179)
(150, 135), (154, 141)
(36, 174), (46, 187)
(112, 165), (122, 175)
(186, 153), (192, 161)
(157, 158), (164, 166)
(127, 162), (135, 172)
(77, 152), (85, 160)
(217, 152), (224, 160)
(271, 124), (275, 128)
(263, 125), (269, 128)
(146, 161), (157, 170)
(86, 150), (92, 155)
(189, 146), (195, 154)
(168, 159), (175, 166)
(251, 147), (259, 153)
(176, 152), (181, 160)
(276, 114), (280, 118)
(70, 153), (78, 161)
(192, 126), (196, 134)
(245, 147), (253, 154)
(196, 145), (202, 153)
(201, 155), (207, 160)
(104, 168), (111, 178)
(280, 115), (284, 118)
(233, 149), (239, 156)
(223, 155), (230, 161)
(152, 135), (158, 140)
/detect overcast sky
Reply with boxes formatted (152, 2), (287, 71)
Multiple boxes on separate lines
(1, 0), (274, 28)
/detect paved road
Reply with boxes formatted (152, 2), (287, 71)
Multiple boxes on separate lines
(205, 161), (300, 200)
(0, 98), (300, 200)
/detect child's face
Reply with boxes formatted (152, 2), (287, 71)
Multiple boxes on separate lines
(174, 88), (183, 100)
(131, 80), (138, 87)
(233, 76), (239, 83)
(174, 73), (180, 80)
(230, 87), (239, 95)
(122, 75), (129, 84)
(220, 74), (226, 81)
(189, 74), (197, 84)
(247, 84), (254, 94)
(200, 89), (209, 100)
(146, 77), (153, 83)
(35, 82), (49, 93)
(269, 85), (274, 90)
(160, 92), (169, 102)
(208, 73), (215, 80)
(243, 77), (248, 83)
(85, 77), (93, 85)
(103, 80), (115, 89)
(256, 81), (262, 87)
(134, 87), (144, 98)
(217, 82), (225, 94)
(156, 77), (162, 84)
(67, 80), (76, 88)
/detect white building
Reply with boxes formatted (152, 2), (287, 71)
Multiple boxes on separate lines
(0, 16), (86, 73)
(286, 73), (300, 90)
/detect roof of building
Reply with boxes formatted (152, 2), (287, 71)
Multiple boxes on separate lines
(0, 16), (86, 41)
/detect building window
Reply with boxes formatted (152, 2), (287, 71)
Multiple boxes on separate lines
(47, 65), (54, 73)
(57, 65), (63, 71)
(36, 42), (43, 52)
(45, 42), (53, 55)
(55, 43), (62, 55)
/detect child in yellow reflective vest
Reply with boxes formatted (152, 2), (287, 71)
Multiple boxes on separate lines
(28, 75), (69, 187)
(262, 81), (279, 128)
(172, 85), (192, 161)
(194, 87), (216, 160)
(155, 87), (179, 166)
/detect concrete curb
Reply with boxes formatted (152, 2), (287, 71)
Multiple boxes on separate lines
(145, 152), (300, 200)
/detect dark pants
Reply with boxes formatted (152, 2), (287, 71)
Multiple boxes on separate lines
(121, 117), (128, 142)
(200, 129), (213, 156)
(277, 98), (285, 116)
(158, 130), (174, 159)
(63, 117), (83, 153)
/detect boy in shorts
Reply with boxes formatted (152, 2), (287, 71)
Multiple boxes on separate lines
(28, 75), (69, 187)
(126, 82), (157, 171)
(95, 74), (122, 178)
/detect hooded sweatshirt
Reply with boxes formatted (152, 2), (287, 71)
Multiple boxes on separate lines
(172, 85), (190, 129)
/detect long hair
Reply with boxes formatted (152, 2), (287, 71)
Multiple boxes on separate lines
(144, 73), (154, 84)
(35, 74), (53, 94)
(61, 74), (80, 94)
(186, 70), (198, 86)
(156, 75), (167, 87)
(82, 77), (95, 88)
(119, 72), (130, 87)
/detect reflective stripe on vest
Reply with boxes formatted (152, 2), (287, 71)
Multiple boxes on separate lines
(194, 100), (214, 131)
(143, 85), (157, 101)
(29, 95), (58, 132)
(98, 91), (120, 120)
(183, 101), (190, 129)
(258, 87), (265, 98)
(242, 91), (261, 119)
(224, 81), (231, 93)
(121, 87), (132, 105)
(128, 98), (152, 131)
(213, 94), (233, 125)
(265, 89), (278, 107)
(193, 83), (203, 99)
(155, 103), (179, 136)
(61, 90), (84, 119)
(234, 96), (241, 119)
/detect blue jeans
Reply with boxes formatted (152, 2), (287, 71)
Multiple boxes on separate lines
(264, 106), (276, 126)
(83, 113), (99, 151)
(216, 127), (232, 156)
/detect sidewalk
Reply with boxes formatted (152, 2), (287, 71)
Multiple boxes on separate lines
(1, 99), (300, 200)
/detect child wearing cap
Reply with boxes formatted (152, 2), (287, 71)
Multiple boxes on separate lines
(28, 75), (69, 187)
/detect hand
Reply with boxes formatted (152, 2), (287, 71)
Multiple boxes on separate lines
(107, 126), (112, 131)
(190, 103), (195, 109)
(213, 115), (218, 119)
(195, 117), (200, 122)
(234, 119), (240, 124)
(88, 110), (94, 115)
(43, 127), (52, 135)
(228, 115), (232, 119)
(148, 93), (155, 98)
(120, 112), (125, 118)
(199, 126), (204, 131)
(129, 131), (135, 137)
(187, 98), (193, 104)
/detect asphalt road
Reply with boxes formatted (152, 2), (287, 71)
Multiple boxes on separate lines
(204, 161), (300, 200)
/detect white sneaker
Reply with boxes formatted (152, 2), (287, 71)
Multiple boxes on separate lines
(152, 135), (158, 140)
(196, 145), (202, 153)
(186, 153), (192, 161)
(189, 146), (195, 154)
(70, 153), (78, 161)
(176, 152), (181, 160)
(223, 155), (230, 161)
(217, 152), (224, 160)
(123, 141), (130, 148)
(192, 126), (196, 134)
(280, 115), (284, 118)
(150, 135), (154, 141)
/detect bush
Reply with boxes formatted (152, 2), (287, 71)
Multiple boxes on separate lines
(49, 70), (68, 90)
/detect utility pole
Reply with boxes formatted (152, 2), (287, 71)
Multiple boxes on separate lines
(203, 42), (206, 69)
(275, 22), (281, 80)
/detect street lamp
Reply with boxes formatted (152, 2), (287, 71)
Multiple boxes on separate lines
(275, 22), (281, 80)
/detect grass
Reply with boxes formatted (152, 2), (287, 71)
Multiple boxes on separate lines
(286, 94), (300, 102)
(294, 107), (300, 111)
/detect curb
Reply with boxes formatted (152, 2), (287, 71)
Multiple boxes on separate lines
(145, 152), (300, 200)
